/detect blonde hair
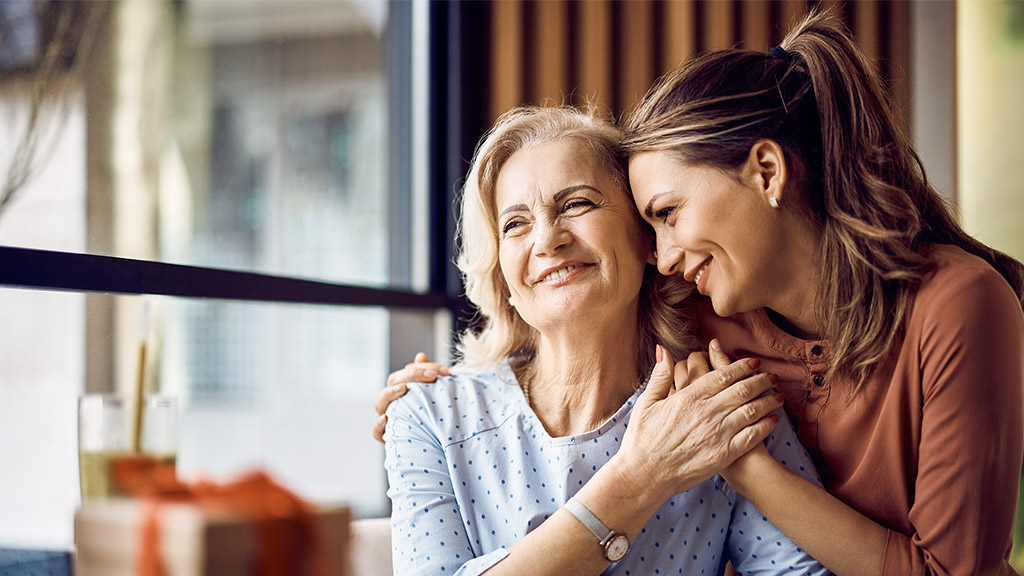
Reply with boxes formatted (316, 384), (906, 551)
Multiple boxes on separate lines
(456, 105), (697, 382)
(621, 10), (1024, 395)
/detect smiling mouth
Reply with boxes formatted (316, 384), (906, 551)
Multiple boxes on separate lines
(539, 265), (578, 283)
(694, 261), (710, 286)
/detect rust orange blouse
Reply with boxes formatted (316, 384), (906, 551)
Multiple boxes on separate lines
(696, 244), (1024, 575)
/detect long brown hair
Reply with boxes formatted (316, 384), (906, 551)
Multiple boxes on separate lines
(620, 10), (1024, 394)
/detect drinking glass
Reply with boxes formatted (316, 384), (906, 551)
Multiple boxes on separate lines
(141, 395), (178, 467)
(78, 394), (130, 501)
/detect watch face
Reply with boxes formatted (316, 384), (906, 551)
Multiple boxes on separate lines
(604, 534), (629, 562)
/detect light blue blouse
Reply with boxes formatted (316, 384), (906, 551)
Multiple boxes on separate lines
(384, 360), (830, 576)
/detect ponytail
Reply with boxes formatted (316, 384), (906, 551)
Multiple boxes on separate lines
(622, 9), (1024, 395)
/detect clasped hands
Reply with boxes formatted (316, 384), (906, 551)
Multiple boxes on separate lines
(606, 340), (782, 506)
(372, 341), (780, 501)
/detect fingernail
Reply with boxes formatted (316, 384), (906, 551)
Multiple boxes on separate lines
(746, 358), (761, 370)
(774, 392), (785, 403)
(770, 414), (779, 423)
(391, 383), (405, 393)
(655, 344), (663, 363)
(769, 373), (779, 385)
(424, 369), (437, 378)
(710, 339), (721, 352)
(440, 367), (451, 375)
(377, 414), (387, 422)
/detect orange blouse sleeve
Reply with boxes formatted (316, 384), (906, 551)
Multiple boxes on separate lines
(881, 261), (1024, 575)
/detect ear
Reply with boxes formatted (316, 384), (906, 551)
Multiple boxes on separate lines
(743, 139), (788, 208)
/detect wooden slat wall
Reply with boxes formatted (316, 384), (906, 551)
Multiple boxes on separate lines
(488, 0), (913, 127)
(618, 0), (656, 113)
(490, 0), (524, 118)
(577, 0), (613, 109)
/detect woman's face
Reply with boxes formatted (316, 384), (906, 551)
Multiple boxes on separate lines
(495, 139), (650, 331)
(628, 150), (787, 319)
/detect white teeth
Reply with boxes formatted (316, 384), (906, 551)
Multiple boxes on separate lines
(694, 262), (709, 285)
(541, 265), (577, 283)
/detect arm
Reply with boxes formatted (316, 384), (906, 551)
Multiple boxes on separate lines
(705, 338), (886, 575)
(883, 268), (1023, 574)
(719, 267), (1024, 576)
(373, 352), (450, 442)
(723, 448), (882, 575)
(724, 412), (831, 576)
(383, 375), (673, 576)
(386, 347), (784, 575)
(384, 393), (492, 576)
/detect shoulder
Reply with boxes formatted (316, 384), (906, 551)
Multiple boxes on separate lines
(912, 244), (1023, 332)
(918, 245), (1019, 308)
(386, 362), (525, 445)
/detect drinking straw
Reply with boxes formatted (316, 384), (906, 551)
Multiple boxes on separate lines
(131, 300), (149, 453)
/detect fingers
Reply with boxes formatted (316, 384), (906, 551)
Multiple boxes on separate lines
(640, 345), (675, 403)
(385, 359), (451, 388)
(707, 339), (732, 370)
(372, 414), (388, 444)
(719, 371), (779, 412)
(691, 356), (762, 397)
(728, 412), (780, 459)
(683, 351), (711, 389)
(724, 390), (784, 432)
(375, 382), (409, 415)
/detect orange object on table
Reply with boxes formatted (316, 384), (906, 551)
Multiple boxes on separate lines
(75, 457), (350, 576)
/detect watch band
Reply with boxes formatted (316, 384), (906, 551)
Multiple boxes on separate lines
(564, 497), (612, 542)
(564, 497), (630, 562)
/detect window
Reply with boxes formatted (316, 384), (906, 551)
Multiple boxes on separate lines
(0, 0), (481, 549)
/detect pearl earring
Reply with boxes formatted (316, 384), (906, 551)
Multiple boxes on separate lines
(769, 196), (780, 209)
(508, 296), (515, 307)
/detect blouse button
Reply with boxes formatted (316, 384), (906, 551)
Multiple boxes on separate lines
(813, 375), (825, 387)
(811, 345), (823, 356)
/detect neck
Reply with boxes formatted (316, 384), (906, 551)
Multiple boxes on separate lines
(765, 306), (820, 340)
(522, 318), (642, 437)
(763, 213), (824, 339)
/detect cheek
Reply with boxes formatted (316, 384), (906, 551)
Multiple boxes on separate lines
(497, 243), (524, 289)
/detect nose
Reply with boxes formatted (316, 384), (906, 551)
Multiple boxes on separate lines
(656, 241), (684, 276)
(532, 217), (571, 255)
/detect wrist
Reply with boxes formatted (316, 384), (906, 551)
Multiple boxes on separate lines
(721, 444), (775, 492)
(598, 453), (674, 512)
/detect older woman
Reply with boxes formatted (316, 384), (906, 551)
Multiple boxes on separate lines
(383, 106), (828, 575)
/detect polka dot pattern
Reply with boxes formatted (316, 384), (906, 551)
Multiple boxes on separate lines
(384, 360), (830, 575)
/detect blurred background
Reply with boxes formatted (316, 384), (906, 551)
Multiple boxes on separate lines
(0, 0), (1021, 566)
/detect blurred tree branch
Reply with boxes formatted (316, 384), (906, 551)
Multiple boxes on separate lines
(0, 0), (107, 220)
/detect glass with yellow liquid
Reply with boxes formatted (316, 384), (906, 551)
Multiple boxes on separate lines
(78, 394), (130, 501)
(78, 394), (179, 501)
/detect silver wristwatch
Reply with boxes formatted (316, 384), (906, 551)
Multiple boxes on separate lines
(564, 497), (630, 562)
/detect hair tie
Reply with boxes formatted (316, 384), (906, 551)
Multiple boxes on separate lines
(769, 45), (791, 60)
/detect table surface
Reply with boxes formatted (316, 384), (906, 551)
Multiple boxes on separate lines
(0, 548), (72, 575)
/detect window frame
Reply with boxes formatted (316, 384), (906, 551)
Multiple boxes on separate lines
(0, 0), (492, 334)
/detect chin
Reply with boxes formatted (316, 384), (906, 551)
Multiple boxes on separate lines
(709, 297), (739, 319)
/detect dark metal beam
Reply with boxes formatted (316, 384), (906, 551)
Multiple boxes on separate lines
(0, 245), (448, 309)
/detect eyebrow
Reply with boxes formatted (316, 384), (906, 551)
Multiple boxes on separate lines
(498, 184), (604, 219)
(642, 192), (669, 219)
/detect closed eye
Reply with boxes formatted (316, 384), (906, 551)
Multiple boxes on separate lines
(502, 218), (527, 236)
(564, 198), (596, 212)
(654, 206), (674, 223)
